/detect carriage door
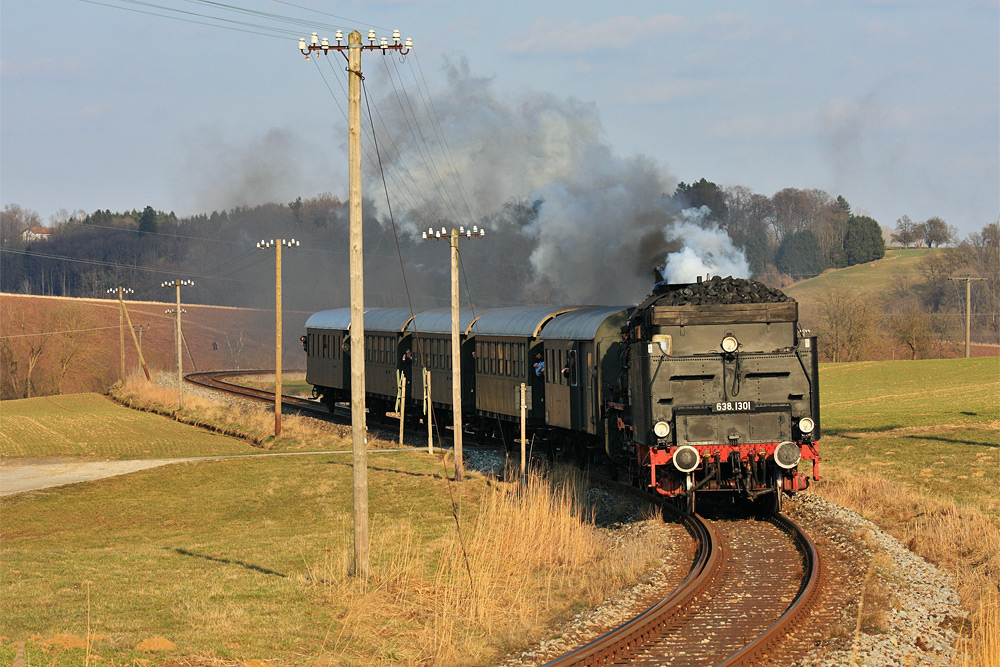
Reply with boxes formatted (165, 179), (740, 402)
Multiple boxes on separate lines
(545, 342), (578, 430)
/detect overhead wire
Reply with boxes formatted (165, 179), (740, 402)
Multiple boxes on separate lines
(77, 0), (297, 39)
(402, 54), (480, 223)
(71, 0), (491, 307)
(380, 57), (465, 225)
(312, 56), (422, 217)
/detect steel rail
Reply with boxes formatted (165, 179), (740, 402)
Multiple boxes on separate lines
(184, 369), (330, 416)
(541, 507), (821, 667)
(541, 507), (722, 667)
(716, 511), (822, 667)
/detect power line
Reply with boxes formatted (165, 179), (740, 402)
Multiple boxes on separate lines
(1, 325), (120, 339)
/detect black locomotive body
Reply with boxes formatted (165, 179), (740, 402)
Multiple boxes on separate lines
(304, 277), (820, 511)
(610, 278), (820, 511)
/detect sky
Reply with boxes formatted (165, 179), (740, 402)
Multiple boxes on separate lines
(1, 0), (998, 239)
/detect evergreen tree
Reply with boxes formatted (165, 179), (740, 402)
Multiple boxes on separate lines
(843, 215), (885, 265)
(775, 229), (826, 279)
(138, 206), (158, 236)
(673, 178), (728, 221)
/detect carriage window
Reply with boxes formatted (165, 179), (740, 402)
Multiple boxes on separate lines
(504, 343), (511, 376)
(519, 343), (525, 377)
(568, 350), (578, 386)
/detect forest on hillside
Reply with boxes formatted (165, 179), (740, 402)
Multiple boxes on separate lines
(1, 180), (997, 370)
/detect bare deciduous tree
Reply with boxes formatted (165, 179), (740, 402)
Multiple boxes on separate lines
(819, 288), (876, 362)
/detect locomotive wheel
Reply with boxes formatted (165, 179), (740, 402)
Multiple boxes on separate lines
(684, 473), (696, 514)
(771, 471), (784, 513)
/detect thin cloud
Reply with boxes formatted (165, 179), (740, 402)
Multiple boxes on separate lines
(507, 14), (690, 54)
(0, 58), (87, 79)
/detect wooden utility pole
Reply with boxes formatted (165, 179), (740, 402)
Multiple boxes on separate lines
(949, 275), (984, 358)
(299, 27), (411, 580)
(107, 286), (135, 382)
(347, 29), (370, 579)
(121, 301), (151, 380)
(118, 293), (125, 380)
(422, 225), (485, 481)
(449, 228), (463, 480)
(258, 238), (300, 437)
(161, 279), (193, 409)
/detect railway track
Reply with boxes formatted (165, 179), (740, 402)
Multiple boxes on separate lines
(184, 369), (333, 419)
(185, 369), (824, 665)
(543, 505), (822, 667)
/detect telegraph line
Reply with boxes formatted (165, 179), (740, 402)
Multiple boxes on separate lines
(405, 54), (480, 224)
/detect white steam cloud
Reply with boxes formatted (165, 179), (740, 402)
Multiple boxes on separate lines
(662, 207), (750, 283)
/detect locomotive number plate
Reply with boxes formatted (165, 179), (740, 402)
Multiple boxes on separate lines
(713, 401), (753, 412)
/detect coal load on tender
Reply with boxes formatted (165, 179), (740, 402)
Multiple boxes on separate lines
(652, 275), (792, 306)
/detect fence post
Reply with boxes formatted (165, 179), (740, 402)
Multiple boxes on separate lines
(425, 368), (433, 454)
(520, 382), (527, 475)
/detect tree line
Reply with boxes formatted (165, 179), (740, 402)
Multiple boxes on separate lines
(1, 182), (995, 362)
(671, 179), (960, 283)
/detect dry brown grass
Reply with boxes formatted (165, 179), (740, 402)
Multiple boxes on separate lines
(292, 466), (664, 665)
(110, 372), (350, 450)
(817, 469), (999, 667)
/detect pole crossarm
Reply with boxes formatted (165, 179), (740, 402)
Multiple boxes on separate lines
(257, 238), (300, 437)
(423, 225), (486, 482)
(298, 30), (412, 62)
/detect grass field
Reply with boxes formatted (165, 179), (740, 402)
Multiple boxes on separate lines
(0, 388), (671, 665)
(1, 453), (469, 662)
(0, 393), (260, 459)
(813, 356), (999, 667)
(817, 357), (999, 515)
(1, 357), (997, 665)
(0, 454), (669, 666)
(785, 247), (939, 303)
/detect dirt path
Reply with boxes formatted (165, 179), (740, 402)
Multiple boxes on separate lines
(0, 449), (406, 497)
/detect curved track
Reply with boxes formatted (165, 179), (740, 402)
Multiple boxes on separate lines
(184, 369), (333, 419)
(543, 506), (821, 667)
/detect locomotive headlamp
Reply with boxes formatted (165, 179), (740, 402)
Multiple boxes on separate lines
(798, 417), (815, 434)
(774, 441), (802, 469)
(653, 421), (671, 438)
(721, 335), (739, 353)
(672, 445), (700, 473)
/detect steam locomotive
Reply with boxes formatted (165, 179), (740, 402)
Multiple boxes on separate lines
(304, 276), (820, 512)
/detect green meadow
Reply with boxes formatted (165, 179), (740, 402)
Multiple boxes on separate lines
(0, 393), (260, 459)
(818, 357), (999, 516)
